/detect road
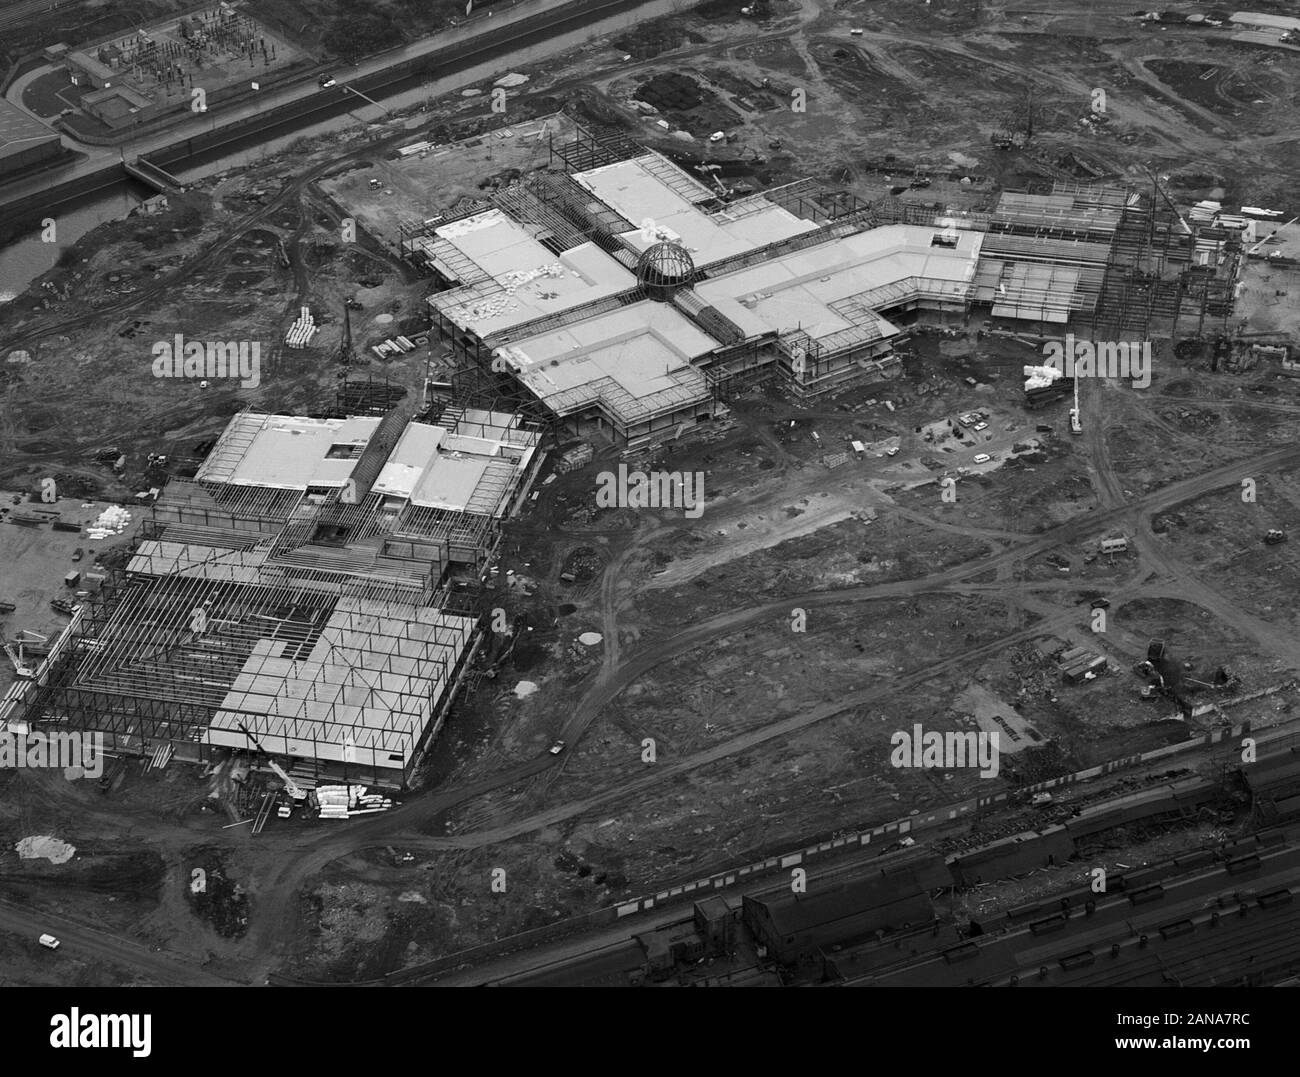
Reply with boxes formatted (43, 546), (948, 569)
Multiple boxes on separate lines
(0, 896), (241, 986)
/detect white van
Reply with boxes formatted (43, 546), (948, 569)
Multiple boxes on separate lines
(39, 934), (61, 950)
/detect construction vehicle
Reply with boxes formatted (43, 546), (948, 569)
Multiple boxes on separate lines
(1069, 375), (1082, 434)
(238, 723), (309, 815)
(3, 639), (35, 680)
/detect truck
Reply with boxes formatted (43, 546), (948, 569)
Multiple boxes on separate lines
(1069, 408), (1083, 434)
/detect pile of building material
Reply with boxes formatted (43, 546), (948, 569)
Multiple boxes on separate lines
(556, 443), (593, 473)
(87, 505), (131, 539)
(370, 336), (416, 359)
(285, 306), (317, 349)
(314, 784), (394, 818)
(1023, 364), (1063, 390)
(1059, 646), (1107, 683)
(352, 791), (395, 815)
(1189, 200), (1220, 224)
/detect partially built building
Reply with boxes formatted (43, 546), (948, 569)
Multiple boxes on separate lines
(0, 404), (544, 788)
(402, 126), (1238, 446)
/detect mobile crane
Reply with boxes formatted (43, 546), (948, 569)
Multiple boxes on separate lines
(239, 722), (308, 818)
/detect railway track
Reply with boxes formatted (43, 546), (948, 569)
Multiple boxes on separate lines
(0, 0), (74, 34)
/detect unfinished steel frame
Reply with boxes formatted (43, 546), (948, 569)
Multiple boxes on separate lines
(26, 569), (479, 787)
(1090, 185), (1238, 341)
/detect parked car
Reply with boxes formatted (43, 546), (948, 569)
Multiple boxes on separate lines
(885, 446), (900, 457)
(71, 547), (83, 562)
(548, 740), (566, 755)
(973, 421), (988, 432)
(973, 453), (991, 464)
(318, 74), (337, 88)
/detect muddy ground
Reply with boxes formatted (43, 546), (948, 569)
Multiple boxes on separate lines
(4, 0), (1300, 984)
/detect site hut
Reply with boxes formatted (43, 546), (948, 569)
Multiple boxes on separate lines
(5, 406), (539, 790)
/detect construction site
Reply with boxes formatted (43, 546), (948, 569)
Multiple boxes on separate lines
(2, 0), (1300, 989)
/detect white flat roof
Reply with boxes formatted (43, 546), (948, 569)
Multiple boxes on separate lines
(372, 423), (446, 499)
(573, 153), (820, 268)
(196, 413), (380, 491)
(423, 209), (633, 336)
(411, 453), (494, 512)
(372, 419), (537, 515)
(496, 300), (713, 423)
(695, 224), (981, 344)
(206, 597), (475, 769)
